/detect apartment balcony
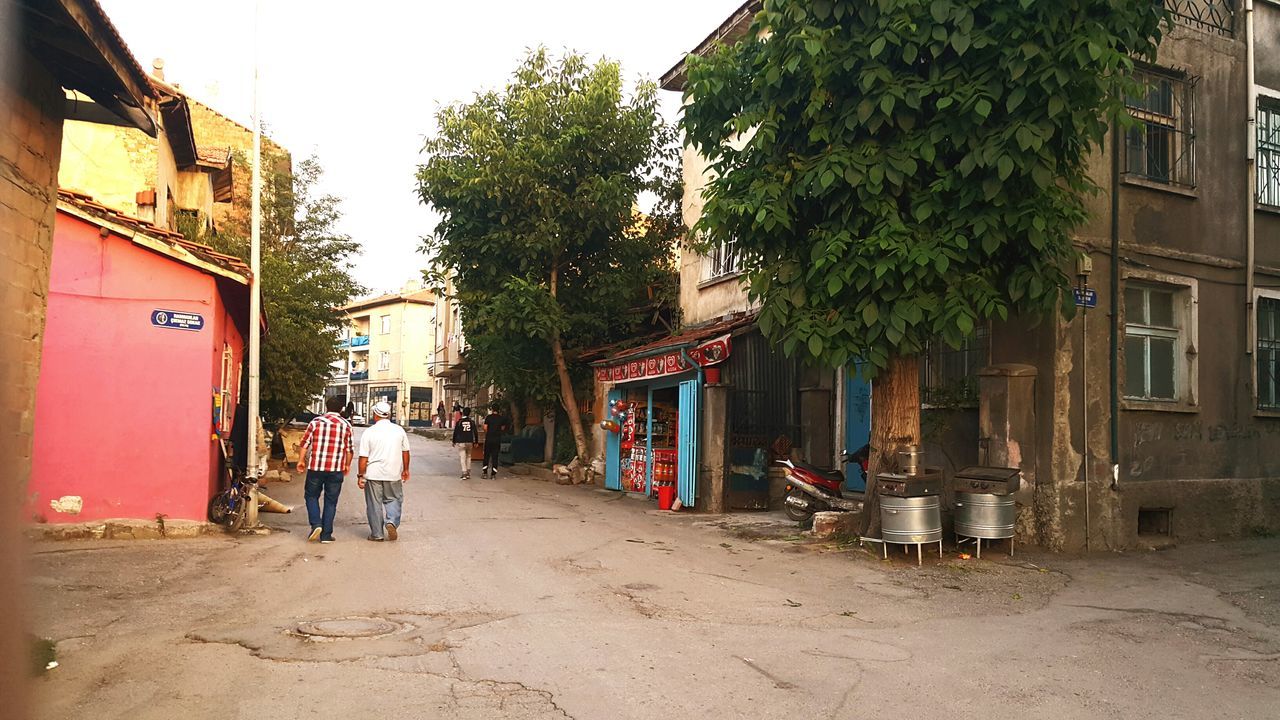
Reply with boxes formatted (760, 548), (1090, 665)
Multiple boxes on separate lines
(350, 370), (369, 381)
(350, 335), (370, 348)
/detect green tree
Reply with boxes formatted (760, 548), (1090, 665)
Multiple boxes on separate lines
(681, 0), (1164, 518)
(417, 49), (682, 462)
(183, 152), (363, 421)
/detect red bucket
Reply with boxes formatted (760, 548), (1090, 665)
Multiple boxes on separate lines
(657, 484), (676, 510)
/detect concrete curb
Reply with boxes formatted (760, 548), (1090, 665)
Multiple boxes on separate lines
(26, 519), (218, 541)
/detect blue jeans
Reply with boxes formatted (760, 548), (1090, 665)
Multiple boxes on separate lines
(304, 470), (344, 540)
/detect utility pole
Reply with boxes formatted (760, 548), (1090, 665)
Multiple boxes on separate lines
(245, 2), (263, 528)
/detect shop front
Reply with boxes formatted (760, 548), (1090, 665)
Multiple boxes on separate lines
(593, 334), (731, 510)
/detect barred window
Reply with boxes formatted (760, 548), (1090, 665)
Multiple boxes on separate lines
(919, 325), (989, 408)
(1259, 296), (1280, 411)
(1258, 102), (1280, 207)
(701, 237), (740, 282)
(1125, 70), (1196, 188)
(1163, 0), (1235, 36)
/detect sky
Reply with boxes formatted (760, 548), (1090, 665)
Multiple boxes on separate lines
(96, 0), (743, 296)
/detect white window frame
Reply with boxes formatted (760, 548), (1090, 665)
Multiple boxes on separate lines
(1122, 269), (1198, 411)
(378, 351), (391, 372)
(700, 236), (741, 284)
(380, 314), (392, 335)
(1255, 289), (1280, 414)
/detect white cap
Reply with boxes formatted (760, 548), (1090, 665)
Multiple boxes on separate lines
(372, 401), (392, 417)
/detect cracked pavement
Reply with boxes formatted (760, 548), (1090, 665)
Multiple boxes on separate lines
(25, 431), (1280, 719)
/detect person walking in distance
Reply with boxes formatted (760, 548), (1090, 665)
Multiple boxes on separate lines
(451, 403), (462, 430)
(357, 401), (410, 542)
(452, 407), (478, 479)
(481, 405), (508, 479)
(296, 395), (353, 543)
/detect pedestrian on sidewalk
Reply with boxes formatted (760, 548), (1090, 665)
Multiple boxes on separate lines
(452, 403), (462, 429)
(357, 401), (410, 542)
(481, 405), (508, 479)
(436, 401), (447, 428)
(452, 407), (478, 479)
(296, 395), (353, 544)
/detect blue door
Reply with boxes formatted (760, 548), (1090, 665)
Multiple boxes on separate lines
(677, 378), (700, 507)
(844, 364), (872, 491)
(605, 388), (622, 491)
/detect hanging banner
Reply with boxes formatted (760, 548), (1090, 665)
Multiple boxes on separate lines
(595, 334), (731, 383)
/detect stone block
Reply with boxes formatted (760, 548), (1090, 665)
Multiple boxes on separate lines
(811, 511), (859, 540)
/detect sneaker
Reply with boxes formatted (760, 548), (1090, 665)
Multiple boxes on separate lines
(308, 527), (322, 542)
(386, 522), (398, 542)
(367, 535), (385, 542)
(319, 537), (335, 544)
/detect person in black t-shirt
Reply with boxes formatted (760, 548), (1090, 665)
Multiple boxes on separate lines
(481, 406), (509, 479)
(451, 408), (478, 479)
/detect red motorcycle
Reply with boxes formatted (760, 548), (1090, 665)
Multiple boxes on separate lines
(778, 445), (869, 522)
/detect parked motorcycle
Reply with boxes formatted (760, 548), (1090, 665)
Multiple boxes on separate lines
(778, 445), (869, 522)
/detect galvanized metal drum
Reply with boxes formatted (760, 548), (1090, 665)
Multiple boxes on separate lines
(880, 495), (942, 544)
(953, 493), (1016, 539)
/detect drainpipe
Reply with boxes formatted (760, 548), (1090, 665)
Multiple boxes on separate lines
(1109, 122), (1122, 491)
(1247, 0), (1258, 373)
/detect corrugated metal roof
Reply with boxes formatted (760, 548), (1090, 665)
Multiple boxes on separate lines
(586, 311), (757, 366)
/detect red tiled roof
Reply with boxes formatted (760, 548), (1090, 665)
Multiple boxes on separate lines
(195, 145), (232, 168)
(57, 189), (251, 279)
(587, 311), (757, 366)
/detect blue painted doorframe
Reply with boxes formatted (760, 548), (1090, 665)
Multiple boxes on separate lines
(677, 377), (700, 507)
(605, 388), (622, 490)
(844, 364), (872, 491)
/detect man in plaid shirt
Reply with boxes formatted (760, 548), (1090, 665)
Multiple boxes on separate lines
(296, 396), (354, 543)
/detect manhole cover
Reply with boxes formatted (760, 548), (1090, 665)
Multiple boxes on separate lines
(295, 616), (400, 640)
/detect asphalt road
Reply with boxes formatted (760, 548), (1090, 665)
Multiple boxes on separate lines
(25, 430), (1280, 719)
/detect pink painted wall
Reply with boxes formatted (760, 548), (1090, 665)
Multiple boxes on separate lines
(28, 210), (246, 524)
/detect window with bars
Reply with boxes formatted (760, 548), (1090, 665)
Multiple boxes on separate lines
(1259, 296), (1280, 411)
(919, 325), (989, 407)
(1125, 284), (1184, 402)
(1125, 70), (1196, 188)
(701, 237), (740, 283)
(1258, 102), (1280, 207)
(1163, 0), (1235, 36)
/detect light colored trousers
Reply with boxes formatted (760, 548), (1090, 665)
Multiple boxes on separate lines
(364, 479), (403, 538)
(457, 443), (473, 475)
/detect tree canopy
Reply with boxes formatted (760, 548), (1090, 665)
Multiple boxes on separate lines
(417, 49), (681, 461)
(681, 0), (1166, 373)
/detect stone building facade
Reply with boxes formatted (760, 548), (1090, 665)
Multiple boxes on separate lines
(2, 0), (158, 708)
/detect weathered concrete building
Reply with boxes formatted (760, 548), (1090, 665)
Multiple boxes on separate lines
(1001, 1), (1280, 550)
(59, 64), (234, 233)
(657, 1), (1280, 548)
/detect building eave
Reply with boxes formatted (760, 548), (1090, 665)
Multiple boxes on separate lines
(659, 0), (762, 92)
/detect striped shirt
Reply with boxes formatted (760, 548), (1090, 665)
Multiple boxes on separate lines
(300, 413), (353, 472)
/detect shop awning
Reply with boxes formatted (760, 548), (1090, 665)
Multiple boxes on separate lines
(589, 312), (756, 384)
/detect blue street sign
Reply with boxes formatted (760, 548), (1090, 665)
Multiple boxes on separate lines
(1073, 288), (1098, 309)
(151, 309), (204, 331)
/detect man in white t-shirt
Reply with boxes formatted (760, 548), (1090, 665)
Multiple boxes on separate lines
(357, 401), (410, 541)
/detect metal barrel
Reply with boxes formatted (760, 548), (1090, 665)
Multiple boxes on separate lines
(880, 495), (942, 544)
(953, 493), (1016, 539)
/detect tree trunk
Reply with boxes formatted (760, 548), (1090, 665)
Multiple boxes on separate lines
(548, 264), (591, 463)
(860, 353), (923, 537)
(542, 409), (556, 466)
(509, 398), (523, 432)
(550, 334), (590, 462)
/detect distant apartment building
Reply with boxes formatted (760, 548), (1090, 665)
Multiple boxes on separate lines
(325, 282), (437, 426)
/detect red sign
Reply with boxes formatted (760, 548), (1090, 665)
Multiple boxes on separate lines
(595, 334), (731, 383)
